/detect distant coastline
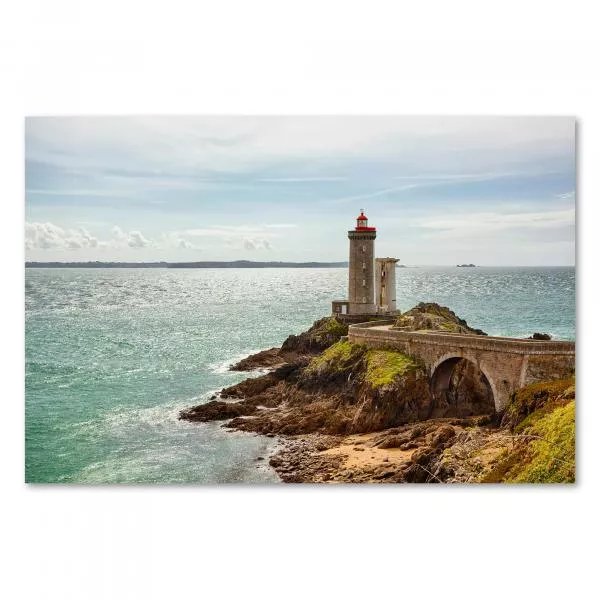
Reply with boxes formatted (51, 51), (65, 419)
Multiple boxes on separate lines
(25, 260), (349, 269)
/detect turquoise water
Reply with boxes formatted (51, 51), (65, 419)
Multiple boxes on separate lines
(25, 266), (575, 483)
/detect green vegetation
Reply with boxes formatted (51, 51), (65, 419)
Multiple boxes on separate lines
(502, 377), (575, 430)
(282, 316), (349, 354)
(364, 349), (418, 388)
(306, 341), (418, 390)
(482, 378), (576, 483)
(509, 401), (575, 483)
(321, 317), (349, 337)
(306, 340), (365, 373)
(308, 316), (348, 347)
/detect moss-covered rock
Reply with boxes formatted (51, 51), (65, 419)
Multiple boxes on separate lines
(363, 349), (418, 388)
(305, 340), (365, 375)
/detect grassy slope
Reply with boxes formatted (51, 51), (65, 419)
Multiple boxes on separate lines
(482, 377), (575, 483)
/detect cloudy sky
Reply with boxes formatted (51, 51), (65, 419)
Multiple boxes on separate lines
(25, 116), (575, 265)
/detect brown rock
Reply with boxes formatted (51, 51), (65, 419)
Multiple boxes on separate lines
(179, 400), (257, 422)
(431, 425), (456, 447)
(220, 373), (279, 399)
(229, 348), (284, 371)
(528, 332), (552, 341)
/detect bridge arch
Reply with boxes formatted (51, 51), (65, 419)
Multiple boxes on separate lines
(347, 322), (575, 412)
(430, 353), (500, 413)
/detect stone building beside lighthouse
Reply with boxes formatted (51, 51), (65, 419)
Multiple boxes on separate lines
(332, 210), (400, 322)
(375, 257), (398, 313)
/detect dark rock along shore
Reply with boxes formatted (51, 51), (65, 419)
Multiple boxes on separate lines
(180, 304), (575, 484)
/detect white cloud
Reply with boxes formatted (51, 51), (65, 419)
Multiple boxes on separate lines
(183, 224), (291, 238)
(25, 222), (100, 251)
(25, 222), (157, 252)
(26, 188), (131, 197)
(330, 171), (560, 205)
(557, 190), (575, 200)
(25, 222), (65, 249)
(156, 232), (200, 251)
(179, 224), (286, 252)
(110, 226), (152, 249)
(391, 171), (536, 182)
(243, 238), (271, 251)
(418, 208), (575, 238)
(127, 230), (150, 248)
(111, 226), (127, 241)
(79, 228), (99, 248)
(256, 177), (347, 183)
(331, 184), (421, 204)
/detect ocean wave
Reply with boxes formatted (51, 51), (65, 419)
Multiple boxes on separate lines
(208, 350), (267, 375)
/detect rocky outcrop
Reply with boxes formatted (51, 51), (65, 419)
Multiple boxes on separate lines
(180, 400), (259, 422)
(394, 302), (487, 335)
(229, 348), (287, 371)
(528, 332), (552, 340)
(180, 337), (496, 436)
(279, 316), (348, 354)
(228, 316), (348, 372)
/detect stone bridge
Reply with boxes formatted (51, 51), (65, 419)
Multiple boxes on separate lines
(347, 321), (575, 411)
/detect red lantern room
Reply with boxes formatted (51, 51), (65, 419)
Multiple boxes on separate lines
(355, 209), (376, 231)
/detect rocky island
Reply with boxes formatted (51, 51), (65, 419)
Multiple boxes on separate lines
(180, 303), (575, 484)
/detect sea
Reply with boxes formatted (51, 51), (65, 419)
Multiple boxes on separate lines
(25, 266), (575, 484)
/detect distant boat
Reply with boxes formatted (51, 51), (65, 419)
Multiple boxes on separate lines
(456, 263), (476, 267)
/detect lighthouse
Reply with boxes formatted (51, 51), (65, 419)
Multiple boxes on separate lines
(332, 209), (400, 321)
(347, 209), (377, 315)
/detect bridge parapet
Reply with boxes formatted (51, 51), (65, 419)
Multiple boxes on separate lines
(348, 322), (575, 356)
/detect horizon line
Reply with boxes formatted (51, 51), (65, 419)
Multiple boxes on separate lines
(24, 260), (576, 268)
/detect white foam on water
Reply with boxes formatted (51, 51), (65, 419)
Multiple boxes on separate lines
(208, 350), (268, 375)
